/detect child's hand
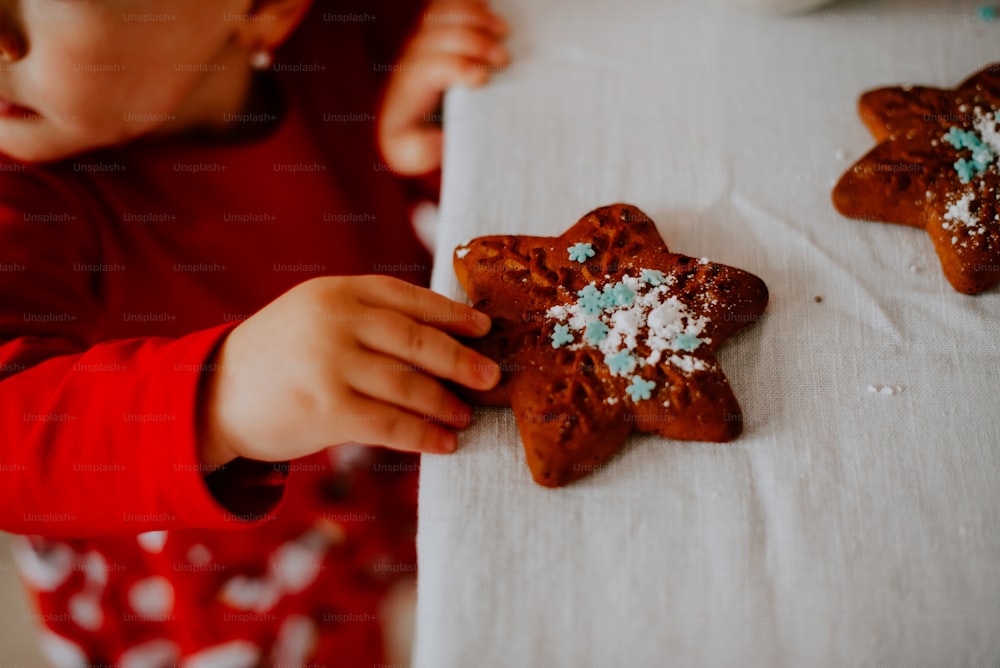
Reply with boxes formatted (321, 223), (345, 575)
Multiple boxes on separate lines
(377, 0), (510, 176)
(199, 276), (501, 467)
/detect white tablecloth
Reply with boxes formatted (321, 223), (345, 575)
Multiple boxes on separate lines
(415, 1), (1000, 666)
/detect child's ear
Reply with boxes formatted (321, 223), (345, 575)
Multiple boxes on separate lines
(235, 0), (313, 54)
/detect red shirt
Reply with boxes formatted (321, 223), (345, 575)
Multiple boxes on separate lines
(1, 3), (429, 664)
(0, 3), (430, 535)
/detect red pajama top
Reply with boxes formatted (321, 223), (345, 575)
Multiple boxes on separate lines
(0, 3), (430, 665)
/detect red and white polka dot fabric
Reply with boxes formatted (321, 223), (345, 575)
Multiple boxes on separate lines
(13, 447), (418, 667)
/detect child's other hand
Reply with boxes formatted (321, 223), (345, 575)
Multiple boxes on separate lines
(377, 0), (509, 176)
(199, 276), (501, 467)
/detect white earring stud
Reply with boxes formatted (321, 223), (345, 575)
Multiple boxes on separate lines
(250, 50), (273, 71)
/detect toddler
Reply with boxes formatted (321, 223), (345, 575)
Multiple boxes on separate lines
(0, 0), (508, 665)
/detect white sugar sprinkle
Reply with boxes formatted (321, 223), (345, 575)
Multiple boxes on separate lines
(943, 192), (978, 228)
(973, 109), (1000, 156)
(667, 354), (707, 374)
(546, 272), (711, 379)
(455, 247), (471, 258)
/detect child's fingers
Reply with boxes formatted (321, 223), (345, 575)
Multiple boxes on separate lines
(376, 0), (508, 175)
(378, 53), (487, 174)
(358, 309), (500, 391)
(337, 395), (459, 454)
(422, 1), (509, 36)
(408, 25), (509, 66)
(378, 128), (443, 177)
(357, 276), (491, 337)
(394, 53), (490, 106)
(379, 49), (497, 174)
(348, 350), (472, 429)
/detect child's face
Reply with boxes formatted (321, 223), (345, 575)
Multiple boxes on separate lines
(0, 0), (258, 163)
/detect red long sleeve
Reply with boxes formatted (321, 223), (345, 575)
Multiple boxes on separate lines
(0, 171), (288, 537)
(0, 6), (431, 538)
(0, 6), (432, 663)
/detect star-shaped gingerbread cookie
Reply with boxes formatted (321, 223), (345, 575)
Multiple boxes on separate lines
(832, 63), (1000, 294)
(453, 204), (769, 487)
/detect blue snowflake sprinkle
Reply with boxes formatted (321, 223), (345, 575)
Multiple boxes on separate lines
(609, 282), (635, 307)
(626, 376), (656, 402)
(584, 320), (609, 344)
(955, 158), (981, 184)
(577, 284), (606, 315)
(596, 284), (614, 308)
(977, 5), (998, 22)
(605, 350), (637, 375)
(943, 127), (964, 149)
(550, 324), (574, 348)
(944, 127), (979, 150)
(641, 269), (666, 285)
(674, 332), (704, 352)
(568, 242), (595, 263)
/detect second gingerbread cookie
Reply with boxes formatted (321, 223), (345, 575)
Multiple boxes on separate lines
(833, 63), (1000, 294)
(453, 204), (769, 487)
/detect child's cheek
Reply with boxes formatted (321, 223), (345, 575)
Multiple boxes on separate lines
(33, 48), (154, 141)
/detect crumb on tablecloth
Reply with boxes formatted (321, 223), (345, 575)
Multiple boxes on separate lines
(867, 384), (903, 396)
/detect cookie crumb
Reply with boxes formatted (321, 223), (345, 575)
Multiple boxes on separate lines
(814, 295), (822, 303)
(867, 384), (903, 396)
